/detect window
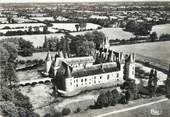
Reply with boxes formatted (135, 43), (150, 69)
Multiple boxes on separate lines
(100, 76), (102, 79)
(117, 73), (119, 78)
(76, 84), (78, 87)
(70, 82), (72, 85)
(85, 79), (87, 82)
(81, 79), (83, 82)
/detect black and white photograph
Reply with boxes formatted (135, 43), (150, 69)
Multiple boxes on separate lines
(0, 0), (170, 117)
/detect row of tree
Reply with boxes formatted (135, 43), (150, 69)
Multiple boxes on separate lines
(95, 79), (139, 108)
(4, 26), (49, 36)
(125, 21), (152, 36)
(43, 31), (106, 57)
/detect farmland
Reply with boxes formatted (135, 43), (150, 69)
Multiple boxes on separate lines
(71, 27), (135, 40)
(0, 23), (45, 29)
(30, 16), (69, 22)
(52, 23), (101, 31)
(0, 33), (64, 47)
(151, 23), (170, 37)
(111, 41), (170, 64)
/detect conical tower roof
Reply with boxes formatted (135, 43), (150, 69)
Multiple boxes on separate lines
(62, 62), (72, 78)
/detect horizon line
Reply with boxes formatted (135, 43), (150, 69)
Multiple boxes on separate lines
(0, 0), (170, 4)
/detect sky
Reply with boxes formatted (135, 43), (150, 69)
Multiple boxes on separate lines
(0, 0), (170, 3)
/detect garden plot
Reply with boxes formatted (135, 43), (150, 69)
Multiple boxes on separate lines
(52, 23), (101, 31)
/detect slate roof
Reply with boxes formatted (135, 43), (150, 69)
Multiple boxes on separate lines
(64, 56), (94, 65)
(72, 62), (119, 78)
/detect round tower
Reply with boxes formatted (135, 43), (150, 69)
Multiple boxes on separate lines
(124, 53), (135, 80)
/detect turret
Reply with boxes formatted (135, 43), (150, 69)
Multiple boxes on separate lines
(124, 53), (135, 80)
(104, 37), (110, 49)
(45, 51), (52, 73)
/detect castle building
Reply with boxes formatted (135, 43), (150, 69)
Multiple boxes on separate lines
(44, 48), (135, 96)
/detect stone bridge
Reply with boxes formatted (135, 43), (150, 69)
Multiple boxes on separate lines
(13, 78), (52, 87)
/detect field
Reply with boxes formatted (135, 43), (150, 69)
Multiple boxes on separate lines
(0, 23), (45, 29)
(30, 16), (68, 22)
(111, 41), (170, 65)
(52, 23), (101, 31)
(0, 27), (45, 34)
(151, 23), (170, 37)
(71, 28), (135, 40)
(0, 33), (64, 47)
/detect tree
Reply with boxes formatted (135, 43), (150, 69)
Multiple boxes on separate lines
(28, 26), (33, 34)
(96, 93), (108, 108)
(0, 42), (39, 117)
(111, 89), (120, 106)
(43, 26), (48, 34)
(60, 36), (70, 58)
(43, 36), (49, 49)
(122, 79), (138, 100)
(0, 101), (19, 117)
(3, 42), (18, 63)
(7, 16), (12, 24)
(34, 26), (40, 34)
(125, 21), (152, 36)
(105, 91), (113, 106)
(75, 24), (79, 32)
(18, 38), (34, 56)
(1, 87), (14, 101)
(148, 69), (158, 97)
(150, 32), (158, 42)
(92, 31), (106, 49)
(62, 108), (71, 116)
(79, 22), (87, 31)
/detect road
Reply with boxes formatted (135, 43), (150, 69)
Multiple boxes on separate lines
(67, 96), (170, 117)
